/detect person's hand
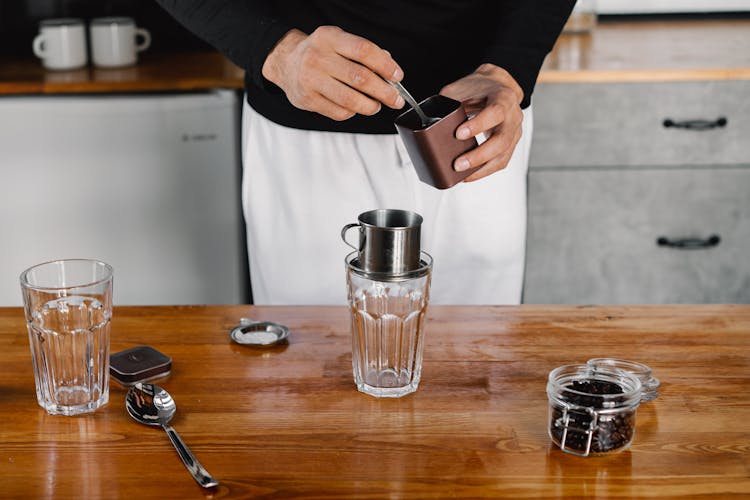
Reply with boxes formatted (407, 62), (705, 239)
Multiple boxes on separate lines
(439, 64), (524, 182)
(261, 26), (405, 121)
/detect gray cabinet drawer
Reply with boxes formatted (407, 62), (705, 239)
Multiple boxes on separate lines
(523, 166), (750, 304)
(529, 81), (750, 168)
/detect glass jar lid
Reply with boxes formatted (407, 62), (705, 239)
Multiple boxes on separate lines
(587, 358), (660, 402)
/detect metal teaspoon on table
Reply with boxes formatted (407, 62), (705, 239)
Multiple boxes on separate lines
(126, 382), (219, 489)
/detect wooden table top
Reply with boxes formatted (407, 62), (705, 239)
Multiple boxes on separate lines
(1, 18), (749, 96)
(1, 304), (749, 498)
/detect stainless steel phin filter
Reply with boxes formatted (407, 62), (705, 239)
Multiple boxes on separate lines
(341, 209), (423, 278)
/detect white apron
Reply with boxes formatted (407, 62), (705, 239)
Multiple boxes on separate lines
(241, 100), (533, 305)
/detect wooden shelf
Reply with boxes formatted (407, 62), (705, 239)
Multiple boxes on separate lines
(2, 18), (749, 95)
(0, 50), (243, 95)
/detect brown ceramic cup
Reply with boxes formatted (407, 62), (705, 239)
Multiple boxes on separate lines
(394, 95), (482, 189)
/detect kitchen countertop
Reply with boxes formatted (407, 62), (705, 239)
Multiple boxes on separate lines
(541, 17), (750, 82)
(0, 18), (749, 95)
(1, 304), (749, 498)
(0, 50), (243, 94)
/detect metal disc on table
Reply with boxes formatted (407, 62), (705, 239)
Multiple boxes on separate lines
(229, 319), (290, 347)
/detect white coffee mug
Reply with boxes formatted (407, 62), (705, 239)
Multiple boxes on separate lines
(32, 18), (88, 70)
(90, 17), (151, 68)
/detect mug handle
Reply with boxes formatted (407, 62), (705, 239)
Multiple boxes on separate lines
(32, 34), (46, 58)
(135, 28), (151, 52)
(341, 223), (362, 251)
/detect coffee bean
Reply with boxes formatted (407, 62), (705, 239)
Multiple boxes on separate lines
(550, 379), (636, 454)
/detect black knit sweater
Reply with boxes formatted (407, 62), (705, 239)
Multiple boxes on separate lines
(156, 0), (574, 133)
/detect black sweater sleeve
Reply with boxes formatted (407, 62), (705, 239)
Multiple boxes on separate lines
(154, 0), (574, 133)
(154, 0), (292, 90)
(482, 0), (575, 108)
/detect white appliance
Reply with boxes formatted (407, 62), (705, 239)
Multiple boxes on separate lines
(0, 90), (247, 306)
(597, 0), (750, 14)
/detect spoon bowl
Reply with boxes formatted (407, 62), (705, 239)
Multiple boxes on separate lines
(126, 383), (219, 489)
(388, 80), (441, 127)
(126, 382), (175, 424)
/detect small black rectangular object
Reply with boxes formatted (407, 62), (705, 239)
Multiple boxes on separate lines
(110, 346), (172, 386)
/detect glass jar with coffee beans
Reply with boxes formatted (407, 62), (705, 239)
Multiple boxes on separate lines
(547, 364), (642, 456)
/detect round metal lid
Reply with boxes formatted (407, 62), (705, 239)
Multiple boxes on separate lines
(230, 319), (290, 347)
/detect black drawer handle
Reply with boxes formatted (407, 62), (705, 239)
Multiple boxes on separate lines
(663, 117), (727, 130)
(656, 235), (721, 249)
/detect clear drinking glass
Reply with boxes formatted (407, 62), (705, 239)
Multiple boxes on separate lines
(20, 259), (113, 416)
(346, 251), (432, 397)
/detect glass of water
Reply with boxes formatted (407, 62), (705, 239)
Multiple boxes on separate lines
(346, 251), (432, 398)
(20, 259), (113, 416)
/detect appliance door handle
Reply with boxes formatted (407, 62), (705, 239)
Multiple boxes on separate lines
(662, 117), (727, 130)
(656, 234), (721, 250)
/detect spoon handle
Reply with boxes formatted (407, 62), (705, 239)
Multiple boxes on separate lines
(388, 80), (432, 126)
(162, 423), (220, 489)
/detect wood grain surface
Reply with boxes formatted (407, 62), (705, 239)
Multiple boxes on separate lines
(0, 51), (243, 94)
(1, 305), (749, 498)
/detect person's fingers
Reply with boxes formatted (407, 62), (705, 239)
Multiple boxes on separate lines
(317, 75), (383, 116)
(463, 126), (523, 182)
(281, 44), (383, 116)
(458, 97), (488, 118)
(299, 91), (357, 121)
(328, 59), (404, 109)
(453, 114), (521, 173)
(270, 26), (407, 118)
(454, 93), (521, 140)
(454, 132), (506, 172)
(326, 26), (404, 82)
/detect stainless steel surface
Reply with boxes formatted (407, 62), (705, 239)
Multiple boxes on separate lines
(341, 209), (423, 275)
(0, 91), (245, 307)
(388, 80), (440, 127)
(230, 318), (290, 346)
(345, 251), (432, 283)
(126, 383), (219, 489)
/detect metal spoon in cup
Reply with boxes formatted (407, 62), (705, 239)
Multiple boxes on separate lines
(126, 383), (219, 489)
(388, 80), (440, 127)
